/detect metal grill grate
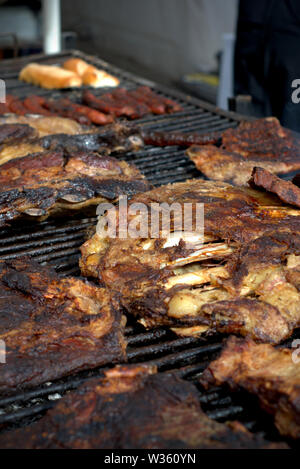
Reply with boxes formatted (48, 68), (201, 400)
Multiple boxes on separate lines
(0, 51), (296, 448)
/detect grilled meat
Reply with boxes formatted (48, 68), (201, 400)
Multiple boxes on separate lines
(0, 123), (144, 165)
(187, 118), (300, 186)
(83, 87), (182, 119)
(44, 98), (92, 126)
(23, 96), (53, 116)
(0, 257), (126, 394)
(83, 90), (137, 118)
(80, 179), (300, 342)
(59, 99), (114, 125)
(141, 129), (222, 147)
(0, 102), (10, 115)
(0, 365), (286, 449)
(0, 124), (37, 148)
(250, 167), (300, 208)
(0, 115), (93, 137)
(201, 336), (300, 439)
(8, 97), (28, 116)
(0, 148), (150, 226)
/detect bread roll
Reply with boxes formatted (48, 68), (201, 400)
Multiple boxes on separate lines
(19, 63), (83, 89)
(64, 58), (120, 88)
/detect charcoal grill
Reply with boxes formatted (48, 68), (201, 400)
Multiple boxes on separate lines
(0, 50), (297, 448)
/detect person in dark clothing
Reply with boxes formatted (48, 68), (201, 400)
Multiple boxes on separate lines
(235, 0), (300, 131)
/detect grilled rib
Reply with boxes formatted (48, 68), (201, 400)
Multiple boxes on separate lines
(187, 118), (300, 186)
(80, 179), (300, 342)
(0, 148), (150, 226)
(0, 365), (286, 449)
(0, 258), (126, 394)
(250, 167), (300, 208)
(201, 336), (300, 439)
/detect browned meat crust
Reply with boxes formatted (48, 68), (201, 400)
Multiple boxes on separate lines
(140, 129), (222, 147)
(0, 365), (286, 449)
(80, 179), (300, 343)
(201, 336), (300, 439)
(0, 124), (37, 148)
(0, 258), (126, 395)
(187, 118), (300, 186)
(0, 122), (144, 165)
(250, 167), (300, 208)
(0, 149), (150, 226)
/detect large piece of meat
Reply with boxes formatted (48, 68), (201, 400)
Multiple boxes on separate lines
(0, 122), (143, 165)
(80, 179), (300, 343)
(0, 258), (126, 395)
(187, 118), (300, 186)
(0, 147), (150, 226)
(201, 336), (300, 439)
(0, 365), (286, 449)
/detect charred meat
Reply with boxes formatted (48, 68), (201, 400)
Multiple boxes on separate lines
(0, 258), (126, 394)
(140, 129), (222, 147)
(0, 122), (144, 165)
(201, 336), (300, 439)
(187, 118), (300, 186)
(250, 167), (300, 208)
(0, 124), (37, 148)
(0, 148), (150, 226)
(0, 365), (286, 449)
(80, 179), (300, 343)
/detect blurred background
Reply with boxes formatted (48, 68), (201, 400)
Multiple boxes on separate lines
(0, 0), (238, 108)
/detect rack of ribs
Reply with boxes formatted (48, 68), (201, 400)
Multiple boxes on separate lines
(0, 365), (286, 449)
(80, 178), (300, 343)
(201, 336), (300, 439)
(0, 257), (127, 395)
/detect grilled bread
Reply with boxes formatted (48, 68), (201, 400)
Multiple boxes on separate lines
(64, 58), (120, 88)
(19, 63), (82, 89)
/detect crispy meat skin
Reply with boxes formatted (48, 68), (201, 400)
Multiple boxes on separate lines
(0, 365), (286, 449)
(0, 258), (126, 394)
(187, 118), (300, 186)
(80, 179), (300, 342)
(201, 336), (300, 439)
(250, 167), (300, 208)
(0, 149), (150, 226)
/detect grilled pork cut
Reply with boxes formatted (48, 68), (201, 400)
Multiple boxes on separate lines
(0, 365), (286, 449)
(0, 258), (126, 394)
(80, 179), (300, 343)
(0, 148), (150, 226)
(201, 336), (300, 439)
(250, 167), (300, 209)
(187, 117), (300, 186)
(0, 122), (143, 165)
